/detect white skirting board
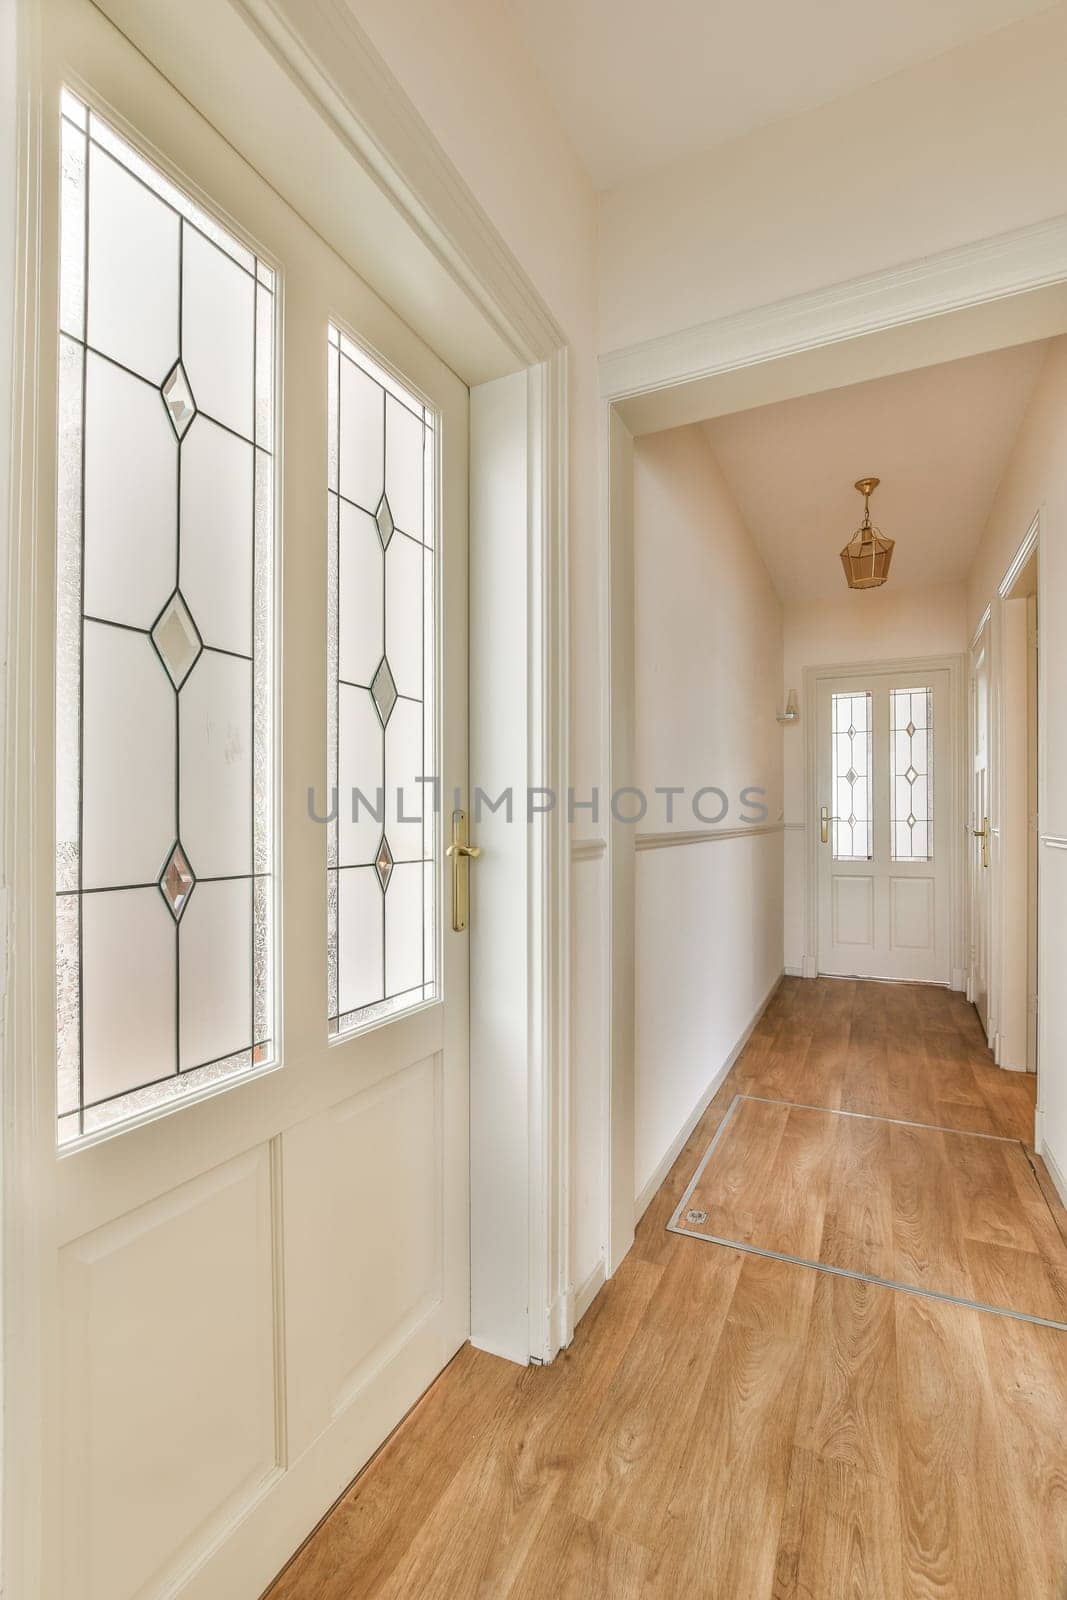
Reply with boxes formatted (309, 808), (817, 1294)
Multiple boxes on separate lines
(572, 1259), (607, 1327)
(1039, 1133), (1067, 1211)
(633, 968), (785, 1225)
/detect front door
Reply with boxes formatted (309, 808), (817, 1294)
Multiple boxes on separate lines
(816, 667), (952, 983)
(31, 5), (470, 1597)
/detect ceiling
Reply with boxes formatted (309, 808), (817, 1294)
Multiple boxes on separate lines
(505, 0), (1051, 187)
(703, 342), (1049, 604)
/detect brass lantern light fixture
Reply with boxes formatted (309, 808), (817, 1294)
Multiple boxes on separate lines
(840, 477), (894, 590)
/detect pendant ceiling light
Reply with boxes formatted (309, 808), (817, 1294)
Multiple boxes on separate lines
(840, 477), (894, 590)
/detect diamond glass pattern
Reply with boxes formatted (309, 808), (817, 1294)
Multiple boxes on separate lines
(370, 656), (398, 727)
(151, 590), (202, 688)
(55, 91), (275, 1144)
(375, 834), (394, 892)
(161, 359), (196, 440)
(375, 492), (395, 549)
(159, 842), (195, 920)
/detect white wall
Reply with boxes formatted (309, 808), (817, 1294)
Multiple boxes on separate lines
(633, 426), (783, 1208)
(782, 584), (968, 973)
(348, 0), (609, 1304)
(599, 5), (1067, 352)
(967, 336), (1067, 1186)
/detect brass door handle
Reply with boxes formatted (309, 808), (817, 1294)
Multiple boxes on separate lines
(820, 805), (830, 845)
(448, 810), (480, 931)
(973, 816), (989, 868)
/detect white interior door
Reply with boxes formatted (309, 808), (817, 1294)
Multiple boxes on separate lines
(31, 5), (470, 1597)
(816, 667), (952, 983)
(972, 623), (993, 1032)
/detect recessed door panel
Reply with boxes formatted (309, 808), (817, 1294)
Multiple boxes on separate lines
(890, 876), (935, 950)
(282, 1055), (443, 1454)
(59, 1149), (277, 1600)
(832, 875), (875, 947)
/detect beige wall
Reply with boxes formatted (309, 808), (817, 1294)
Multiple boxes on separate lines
(633, 426), (783, 1205)
(782, 584), (968, 972)
(599, 6), (1067, 352)
(350, 0), (608, 1298)
(967, 336), (1067, 1181)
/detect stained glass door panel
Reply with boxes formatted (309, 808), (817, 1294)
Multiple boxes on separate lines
(326, 326), (437, 1036)
(56, 91), (275, 1142)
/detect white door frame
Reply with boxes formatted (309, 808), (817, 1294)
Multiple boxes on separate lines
(993, 512), (1047, 1121)
(600, 214), (1067, 1272)
(804, 656), (965, 987)
(2, 1), (570, 1592)
(970, 611), (996, 1038)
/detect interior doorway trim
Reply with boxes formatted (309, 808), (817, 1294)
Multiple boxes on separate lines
(801, 654), (967, 988)
(598, 222), (1067, 1273)
(993, 508), (1046, 1132)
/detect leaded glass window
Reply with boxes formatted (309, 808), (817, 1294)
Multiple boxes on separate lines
(891, 686), (933, 861)
(56, 91), (275, 1143)
(326, 325), (436, 1036)
(831, 691), (873, 860)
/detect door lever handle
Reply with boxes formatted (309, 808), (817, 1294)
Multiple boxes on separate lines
(973, 816), (989, 868)
(448, 810), (480, 932)
(820, 805), (830, 845)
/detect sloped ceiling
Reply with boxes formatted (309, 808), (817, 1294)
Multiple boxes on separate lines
(702, 342), (1049, 603)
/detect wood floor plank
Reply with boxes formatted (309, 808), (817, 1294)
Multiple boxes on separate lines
(655, 1263), (815, 1599)
(951, 1131), (1042, 1252)
(895, 1293), (1046, 1599)
(786, 1023), (849, 1109)
(772, 1448), (903, 1600)
(793, 1272), (899, 1480)
(507, 1509), (660, 1600)
(975, 1309), (1067, 1597)
(752, 1103), (840, 1257)
(889, 1124), (975, 1300)
(820, 1112), (895, 1277)
(565, 1244), (744, 1548)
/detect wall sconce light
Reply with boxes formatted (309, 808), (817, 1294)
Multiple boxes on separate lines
(776, 689), (799, 725)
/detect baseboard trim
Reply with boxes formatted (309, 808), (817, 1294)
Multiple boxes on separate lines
(633, 968), (784, 1225)
(1039, 1134), (1067, 1211)
(783, 965), (803, 977)
(573, 1258), (607, 1328)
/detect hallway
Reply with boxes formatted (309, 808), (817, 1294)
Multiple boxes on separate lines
(266, 979), (1066, 1600)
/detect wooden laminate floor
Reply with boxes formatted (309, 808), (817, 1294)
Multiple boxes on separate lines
(266, 979), (1067, 1600)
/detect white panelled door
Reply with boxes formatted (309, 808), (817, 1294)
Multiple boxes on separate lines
(33, 4), (470, 1598)
(816, 667), (952, 983)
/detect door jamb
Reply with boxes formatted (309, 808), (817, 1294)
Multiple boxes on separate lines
(994, 510), (1046, 1138)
